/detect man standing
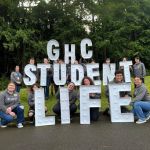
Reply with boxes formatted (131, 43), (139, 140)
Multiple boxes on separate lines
(133, 57), (146, 83)
(10, 65), (22, 93)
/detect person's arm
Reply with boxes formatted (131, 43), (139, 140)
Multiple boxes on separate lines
(10, 72), (16, 83)
(142, 63), (146, 77)
(133, 87), (146, 102)
(19, 73), (23, 83)
(70, 91), (78, 105)
(11, 94), (20, 110)
(28, 93), (34, 107)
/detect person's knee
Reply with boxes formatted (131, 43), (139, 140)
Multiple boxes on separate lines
(134, 102), (141, 108)
(17, 106), (24, 113)
(53, 104), (60, 115)
(70, 104), (77, 113)
(6, 115), (14, 123)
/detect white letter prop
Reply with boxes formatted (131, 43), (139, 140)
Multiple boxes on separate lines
(35, 88), (55, 126)
(103, 63), (116, 85)
(80, 85), (101, 124)
(64, 44), (76, 64)
(71, 64), (84, 86)
(119, 61), (132, 83)
(86, 63), (101, 85)
(37, 64), (50, 86)
(53, 63), (66, 85)
(109, 83), (134, 122)
(80, 38), (93, 59)
(47, 39), (60, 60)
(23, 64), (37, 85)
(60, 87), (70, 124)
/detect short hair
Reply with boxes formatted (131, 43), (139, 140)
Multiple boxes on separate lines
(115, 70), (123, 76)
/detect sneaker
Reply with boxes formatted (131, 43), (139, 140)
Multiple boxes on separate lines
(17, 123), (23, 128)
(136, 119), (146, 124)
(1, 125), (7, 128)
(146, 114), (150, 121)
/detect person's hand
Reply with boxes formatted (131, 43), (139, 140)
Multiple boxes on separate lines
(124, 95), (129, 98)
(9, 112), (16, 117)
(90, 93), (95, 97)
(6, 107), (12, 114)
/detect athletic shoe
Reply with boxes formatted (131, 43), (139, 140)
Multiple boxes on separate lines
(146, 114), (150, 121)
(17, 123), (23, 128)
(136, 119), (146, 124)
(1, 125), (7, 128)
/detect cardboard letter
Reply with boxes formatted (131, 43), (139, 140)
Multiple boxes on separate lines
(109, 83), (134, 122)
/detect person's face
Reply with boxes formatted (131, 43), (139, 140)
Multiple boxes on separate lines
(134, 77), (142, 87)
(30, 59), (35, 65)
(33, 85), (38, 91)
(15, 66), (20, 72)
(123, 58), (127, 61)
(74, 60), (78, 64)
(44, 58), (49, 64)
(59, 60), (64, 64)
(135, 58), (140, 63)
(68, 83), (75, 91)
(106, 59), (110, 64)
(115, 73), (123, 82)
(7, 83), (16, 92)
(83, 78), (91, 85)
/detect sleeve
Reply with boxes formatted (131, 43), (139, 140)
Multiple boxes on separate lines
(0, 93), (7, 113)
(28, 93), (34, 107)
(10, 72), (16, 83)
(70, 91), (78, 105)
(142, 63), (146, 77)
(20, 73), (23, 83)
(133, 87), (146, 102)
(11, 94), (20, 110)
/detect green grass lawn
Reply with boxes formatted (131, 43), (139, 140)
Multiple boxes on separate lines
(20, 76), (150, 117)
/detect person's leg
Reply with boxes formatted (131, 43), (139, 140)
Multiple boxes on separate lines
(0, 111), (13, 125)
(53, 103), (61, 115)
(16, 85), (21, 93)
(133, 101), (150, 120)
(70, 104), (77, 116)
(45, 78), (50, 99)
(90, 108), (100, 121)
(12, 105), (24, 124)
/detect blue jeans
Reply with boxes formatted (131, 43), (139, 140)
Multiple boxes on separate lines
(133, 101), (150, 120)
(16, 85), (21, 93)
(0, 105), (24, 125)
(44, 77), (51, 99)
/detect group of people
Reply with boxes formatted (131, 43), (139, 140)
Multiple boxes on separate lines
(0, 56), (149, 128)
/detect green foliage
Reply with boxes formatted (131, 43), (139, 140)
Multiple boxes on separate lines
(0, 76), (9, 91)
(0, 0), (150, 74)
